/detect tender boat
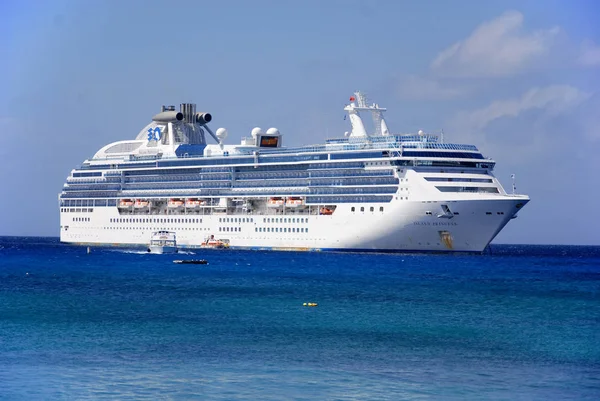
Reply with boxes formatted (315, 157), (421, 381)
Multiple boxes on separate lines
(168, 198), (184, 208)
(285, 196), (305, 208)
(134, 199), (150, 209)
(319, 207), (334, 215)
(200, 235), (230, 249)
(118, 199), (134, 209)
(185, 198), (205, 208)
(267, 197), (285, 208)
(147, 231), (178, 254)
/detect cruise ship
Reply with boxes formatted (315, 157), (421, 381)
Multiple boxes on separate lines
(59, 92), (529, 252)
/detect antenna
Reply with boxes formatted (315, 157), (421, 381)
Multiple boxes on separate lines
(511, 174), (516, 194)
(441, 129), (444, 144)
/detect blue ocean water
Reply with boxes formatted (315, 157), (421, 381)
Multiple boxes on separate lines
(0, 237), (598, 400)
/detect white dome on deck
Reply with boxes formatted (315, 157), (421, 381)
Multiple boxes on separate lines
(216, 128), (228, 141)
(251, 127), (263, 138)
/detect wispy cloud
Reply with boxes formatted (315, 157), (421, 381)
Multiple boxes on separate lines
(447, 85), (593, 164)
(578, 40), (600, 67)
(396, 75), (469, 101)
(431, 11), (559, 77)
(462, 85), (589, 131)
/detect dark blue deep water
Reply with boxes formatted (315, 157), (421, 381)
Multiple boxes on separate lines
(0, 237), (598, 400)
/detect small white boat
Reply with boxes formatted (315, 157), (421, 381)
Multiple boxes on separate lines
(147, 231), (178, 254)
(200, 235), (230, 249)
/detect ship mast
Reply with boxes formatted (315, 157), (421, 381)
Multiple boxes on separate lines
(344, 91), (390, 138)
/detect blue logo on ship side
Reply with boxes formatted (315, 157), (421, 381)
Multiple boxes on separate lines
(147, 127), (162, 141)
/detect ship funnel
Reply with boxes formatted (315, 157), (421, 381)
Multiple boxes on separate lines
(180, 103), (197, 123)
(195, 112), (212, 125)
(152, 111), (184, 122)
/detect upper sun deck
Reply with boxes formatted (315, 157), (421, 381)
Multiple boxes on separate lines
(83, 92), (487, 168)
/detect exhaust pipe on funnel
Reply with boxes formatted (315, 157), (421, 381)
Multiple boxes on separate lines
(195, 113), (212, 125)
(152, 111), (184, 123)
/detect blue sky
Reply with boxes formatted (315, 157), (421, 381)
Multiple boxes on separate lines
(1, 0), (599, 244)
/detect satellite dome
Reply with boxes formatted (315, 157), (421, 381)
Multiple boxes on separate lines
(251, 127), (264, 138)
(418, 129), (424, 136)
(266, 127), (280, 136)
(216, 128), (228, 141)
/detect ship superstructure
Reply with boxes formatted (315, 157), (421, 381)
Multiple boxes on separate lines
(59, 92), (529, 252)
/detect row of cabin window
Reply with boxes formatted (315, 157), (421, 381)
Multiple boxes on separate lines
(256, 227), (308, 233)
(73, 217), (90, 222)
(351, 206), (385, 212)
(263, 217), (307, 224)
(104, 226), (208, 231)
(216, 226), (309, 233)
(110, 217), (202, 224)
(219, 227), (240, 232)
(218, 217), (254, 223)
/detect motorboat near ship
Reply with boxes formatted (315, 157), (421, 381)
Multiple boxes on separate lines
(147, 231), (178, 254)
(200, 235), (230, 249)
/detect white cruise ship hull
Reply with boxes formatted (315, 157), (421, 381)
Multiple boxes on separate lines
(60, 196), (528, 253)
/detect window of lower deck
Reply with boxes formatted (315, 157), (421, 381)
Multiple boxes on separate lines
(436, 186), (499, 193)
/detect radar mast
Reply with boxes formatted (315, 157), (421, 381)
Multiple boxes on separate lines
(344, 91), (389, 138)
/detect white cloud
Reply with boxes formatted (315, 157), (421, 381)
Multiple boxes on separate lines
(445, 85), (594, 167)
(578, 40), (600, 67)
(463, 85), (589, 130)
(431, 11), (559, 77)
(396, 75), (468, 100)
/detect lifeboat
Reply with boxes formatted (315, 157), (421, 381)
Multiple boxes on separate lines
(118, 199), (134, 208)
(319, 207), (334, 215)
(185, 198), (205, 208)
(168, 198), (184, 208)
(134, 199), (149, 209)
(285, 196), (304, 208)
(267, 197), (285, 208)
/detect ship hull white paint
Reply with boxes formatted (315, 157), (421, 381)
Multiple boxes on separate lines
(60, 196), (528, 253)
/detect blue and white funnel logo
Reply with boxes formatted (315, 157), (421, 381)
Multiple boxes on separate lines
(147, 127), (162, 142)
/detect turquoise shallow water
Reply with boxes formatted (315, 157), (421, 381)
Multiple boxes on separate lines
(0, 237), (598, 400)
